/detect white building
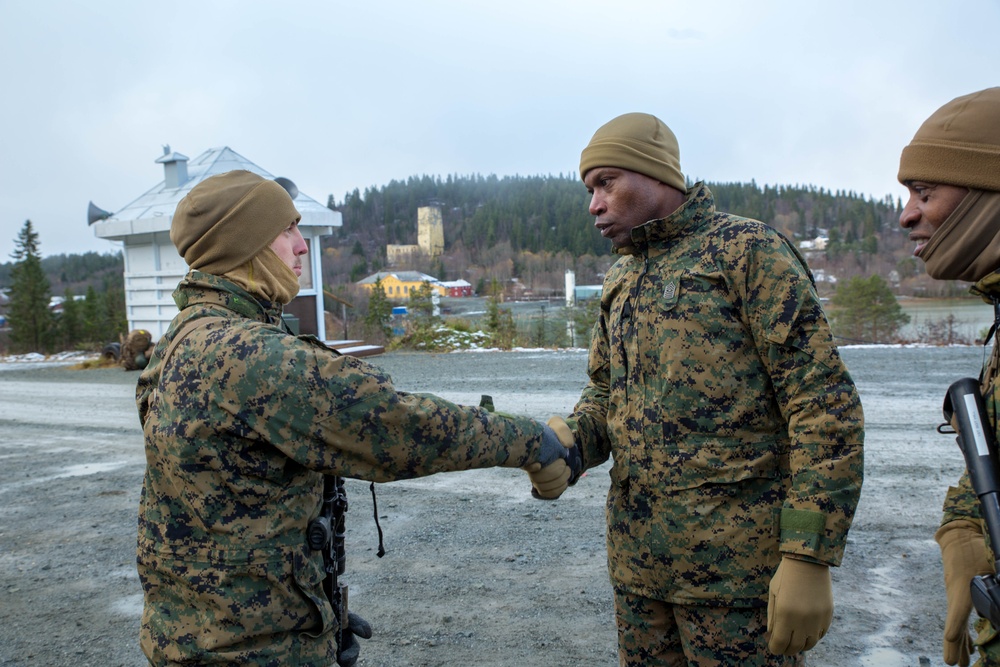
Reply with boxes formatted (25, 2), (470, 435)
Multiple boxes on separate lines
(90, 146), (341, 341)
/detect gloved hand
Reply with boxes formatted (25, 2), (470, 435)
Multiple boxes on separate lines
(524, 416), (582, 500)
(766, 556), (833, 655)
(337, 611), (372, 667)
(936, 519), (993, 666)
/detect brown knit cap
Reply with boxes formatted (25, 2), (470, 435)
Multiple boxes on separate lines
(579, 112), (686, 191)
(898, 87), (1000, 192)
(170, 170), (301, 274)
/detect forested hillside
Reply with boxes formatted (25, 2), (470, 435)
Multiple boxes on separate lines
(320, 174), (961, 299)
(1, 175), (963, 304)
(0, 251), (123, 297)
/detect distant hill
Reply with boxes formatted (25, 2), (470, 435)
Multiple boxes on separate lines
(322, 174), (963, 299)
(2, 175), (966, 301)
(0, 251), (123, 297)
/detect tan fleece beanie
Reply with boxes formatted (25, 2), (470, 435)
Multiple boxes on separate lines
(170, 170), (301, 274)
(579, 112), (686, 191)
(898, 87), (1000, 191)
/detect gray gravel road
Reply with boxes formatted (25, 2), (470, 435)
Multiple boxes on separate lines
(0, 347), (976, 666)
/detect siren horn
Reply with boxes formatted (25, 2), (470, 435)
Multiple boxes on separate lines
(274, 177), (299, 200)
(87, 201), (112, 225)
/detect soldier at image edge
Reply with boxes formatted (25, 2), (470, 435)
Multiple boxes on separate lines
(896, 87), (1000, 667)
(134, 170), (580, 666)
(527, 112), (865, 666)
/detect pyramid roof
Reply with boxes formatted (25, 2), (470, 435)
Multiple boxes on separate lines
(93, 146), (338, 240)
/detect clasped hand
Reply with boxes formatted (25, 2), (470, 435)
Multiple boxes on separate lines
(524, 416), (582, 500)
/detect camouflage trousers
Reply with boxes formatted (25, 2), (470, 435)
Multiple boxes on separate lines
(614, 589), (804, 667)
(975, 617), (1000, 666)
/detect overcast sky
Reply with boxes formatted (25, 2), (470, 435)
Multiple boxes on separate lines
(1, 0), (997, 260)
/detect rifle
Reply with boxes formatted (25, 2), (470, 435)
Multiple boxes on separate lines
(307, 475), (350, 662)
(942, 378), (1000, 627)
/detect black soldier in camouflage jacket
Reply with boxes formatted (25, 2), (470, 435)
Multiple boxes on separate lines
(896, 88), (1000, 667)
(529, 113), (864, 666)
(135, 170), (576, 666)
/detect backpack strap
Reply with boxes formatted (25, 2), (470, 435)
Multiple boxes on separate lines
(145, 317), (227, 424)
(159, 316), (228, 373)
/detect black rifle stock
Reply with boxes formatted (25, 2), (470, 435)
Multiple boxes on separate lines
(943, 377), (1000, 627)
(307, 475), (349, 661)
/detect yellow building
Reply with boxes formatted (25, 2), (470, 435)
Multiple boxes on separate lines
(385, 244), (420, 265)
(356, 271), (446, 299)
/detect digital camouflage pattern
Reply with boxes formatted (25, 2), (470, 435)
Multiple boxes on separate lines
(614, 589), (802, 666)
(567, 183), (865, 607)
(939, 271), (1000, 664)
(136, 271), (549, 666)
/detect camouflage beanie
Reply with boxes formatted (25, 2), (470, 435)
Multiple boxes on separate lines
(898, 87), (1000, 192)
(170, 170), (301, 274)
(579, 112), (686, 191)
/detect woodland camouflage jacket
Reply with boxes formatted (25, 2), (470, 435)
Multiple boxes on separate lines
(135, 271), (548, 666)
(568, 183), (865, 606)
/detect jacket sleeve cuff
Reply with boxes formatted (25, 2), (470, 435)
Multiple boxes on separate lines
(779, 507), (829, 559)
(941, 482), (983, 526)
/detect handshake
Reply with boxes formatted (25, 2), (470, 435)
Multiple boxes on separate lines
(525, 416), (583, 500)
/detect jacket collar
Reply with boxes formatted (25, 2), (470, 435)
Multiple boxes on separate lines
(621, 182), (715, 257)
(172, 270), (284, 324)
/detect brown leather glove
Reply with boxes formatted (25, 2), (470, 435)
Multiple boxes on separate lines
(524, 417), (575, 500)
(766, 556), (833, 655)
(936, 519), (994, 666)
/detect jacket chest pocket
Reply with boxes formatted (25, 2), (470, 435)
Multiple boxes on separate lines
(653, 435), (781, 492)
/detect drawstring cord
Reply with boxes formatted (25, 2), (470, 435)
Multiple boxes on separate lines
(370, 482), (386, 558)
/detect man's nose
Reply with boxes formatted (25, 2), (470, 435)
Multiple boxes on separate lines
(294, 229), (308, 255)
(589, 193), (605, 217)
(898, 199), (918, 229)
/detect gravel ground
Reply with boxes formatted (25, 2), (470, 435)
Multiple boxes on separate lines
(0, 346), (980, 666)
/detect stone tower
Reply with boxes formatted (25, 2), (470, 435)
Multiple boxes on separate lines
(417, 206), (444, 258)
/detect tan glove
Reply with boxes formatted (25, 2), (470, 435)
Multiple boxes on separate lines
(766, 556), (833, 655)
(523, 417), (574, 500)
(936, 519), (994, 666)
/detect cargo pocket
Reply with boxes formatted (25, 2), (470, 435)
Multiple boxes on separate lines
(653, 435), (782, 543)
(293, 548), (336, 638)
(647, 436), (783, 601)
(662, 433), (778, 486)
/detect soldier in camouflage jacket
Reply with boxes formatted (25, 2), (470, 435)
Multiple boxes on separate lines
(896, 88), (1000, 667)
(136, 170), (576, 666)
(531, 113), (864, 666)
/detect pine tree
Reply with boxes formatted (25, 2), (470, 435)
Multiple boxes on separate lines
(7, 220), (53, 353)
(483, 279), (502, 335)
(483, 280), (516, 349)
(407, 281), (436, 323)
(363, 278), (393, 343)
(570, 297), (601, 348)
(81, 285), (102, 344)
(533, 303), (547, 347)
(99, 276), (127, 344)
(58, 287), (81, 350)
(830, 274), (910, 343)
